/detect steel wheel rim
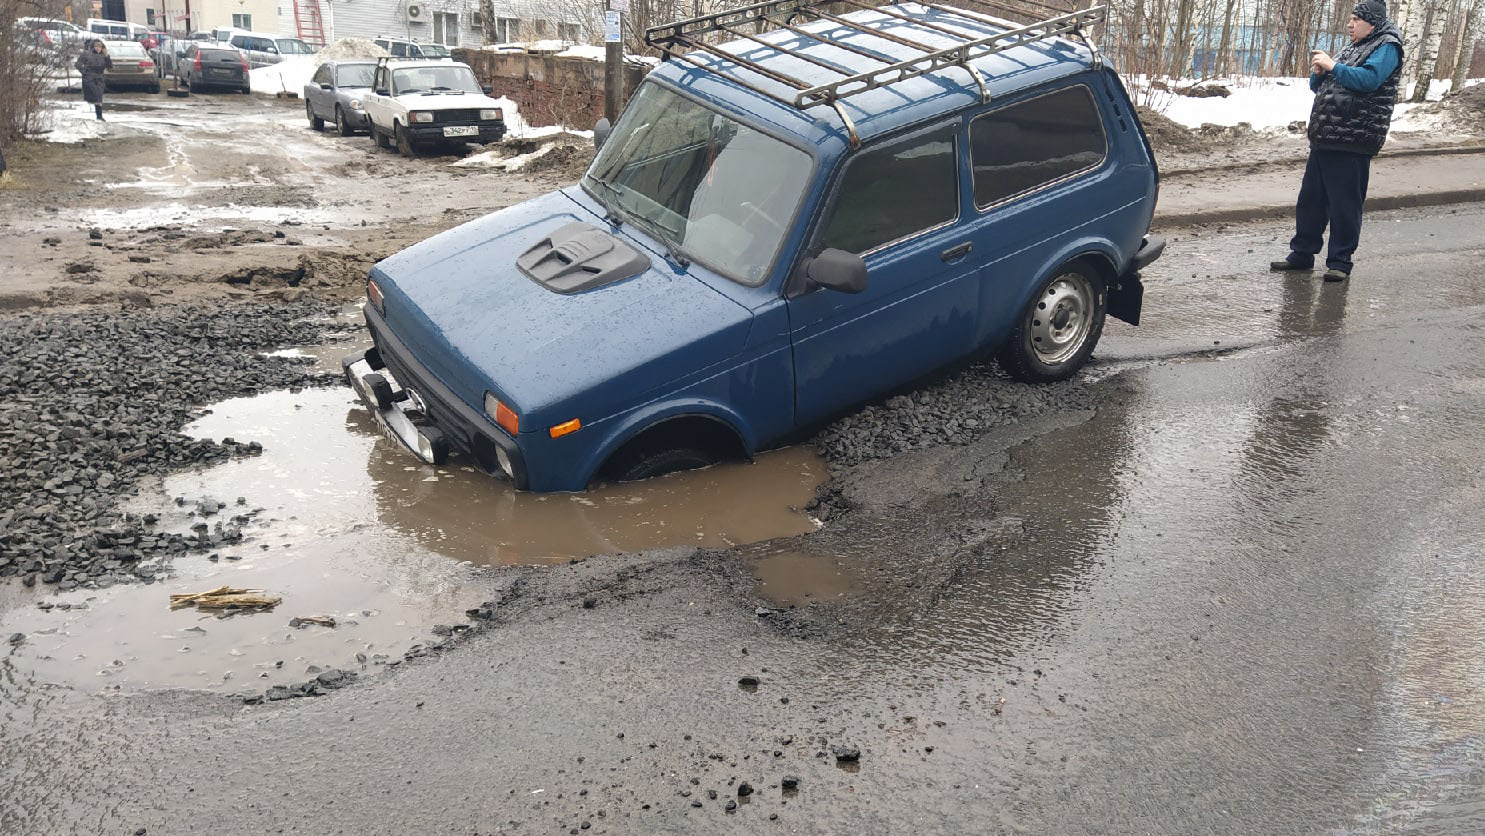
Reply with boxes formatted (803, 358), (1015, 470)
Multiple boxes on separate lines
(1028, 272), (1093, 365)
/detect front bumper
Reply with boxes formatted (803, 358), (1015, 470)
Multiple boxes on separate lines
(342, 307), (528, 489)
(406, 120), (506, 145)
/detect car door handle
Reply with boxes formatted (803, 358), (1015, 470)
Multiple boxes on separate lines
(941, 242), (973, 262)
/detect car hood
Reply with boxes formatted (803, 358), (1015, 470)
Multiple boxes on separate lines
(372, 190), (754, 427)
(391, 91), (503, 110)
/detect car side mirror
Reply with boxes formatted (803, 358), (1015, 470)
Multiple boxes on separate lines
(482, 85), (493, 95)
(804, 248), (868, 294)
(593, 117), (611, 151)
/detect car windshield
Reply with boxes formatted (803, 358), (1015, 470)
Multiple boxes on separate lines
(337, 64), (375, 87)
(581, 82), (812, 285)
(275, 38), (313, 54)
(391, 65), (480, 94)
(417, 44), (450, 57)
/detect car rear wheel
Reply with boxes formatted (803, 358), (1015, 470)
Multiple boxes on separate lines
(997, 261), (1106, 383)
(395, 123), (416, 158)
(306, 100), (323, 131)
(335, 106), (352, 136)
(239, 85), (251, 94)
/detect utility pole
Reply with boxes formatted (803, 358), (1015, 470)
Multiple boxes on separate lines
(604, 0), (624, 121)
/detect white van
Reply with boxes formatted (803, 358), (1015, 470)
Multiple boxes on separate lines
(86, 18), (150, 41)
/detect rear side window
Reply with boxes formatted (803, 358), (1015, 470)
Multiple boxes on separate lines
(970, 85), (1107, 208)
(818, 123), (958, 255)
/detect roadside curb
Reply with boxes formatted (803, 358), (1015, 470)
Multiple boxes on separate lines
(1160, 143), (1485, 179)
(1155, 187), (1485, 229)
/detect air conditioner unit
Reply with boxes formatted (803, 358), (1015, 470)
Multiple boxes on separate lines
(469, 11), (484, 27)
(406, 3), (424, 22)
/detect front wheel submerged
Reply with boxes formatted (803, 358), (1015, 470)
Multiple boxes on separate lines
(998, 262), (1106, 383)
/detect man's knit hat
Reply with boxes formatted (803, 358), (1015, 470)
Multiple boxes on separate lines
(1353, 0), (1388, 26)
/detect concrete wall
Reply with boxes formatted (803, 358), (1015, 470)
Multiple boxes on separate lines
(456, 49), (647, 130)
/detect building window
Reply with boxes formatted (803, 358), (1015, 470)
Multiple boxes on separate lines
(496, 17), (520, 42)
(145, 8), (155, 25)
(232, 13), (252, 29)
(557, 22), (580, 41)
(433, 12), (459, 45)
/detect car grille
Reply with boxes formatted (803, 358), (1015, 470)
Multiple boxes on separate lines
(433, 109), (482, 124)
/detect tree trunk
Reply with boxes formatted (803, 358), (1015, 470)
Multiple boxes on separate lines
(1216, 0), (1238, 75)
(1169, 0), (1197, 77)
(480, 0), (497, 44)
(1452, 0), (1484, 92)
(1401, 0), (1430, 92)
(1412, 1), (1447, 101)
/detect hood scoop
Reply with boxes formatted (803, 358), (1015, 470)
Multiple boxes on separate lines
(516, 222), (650, 294)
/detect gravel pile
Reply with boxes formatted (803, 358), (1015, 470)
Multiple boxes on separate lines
(812, 362), (1090, 466)
(0, 303), (341, 589)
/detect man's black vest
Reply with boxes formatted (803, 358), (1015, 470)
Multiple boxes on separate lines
(1307, 24), (1405, 156)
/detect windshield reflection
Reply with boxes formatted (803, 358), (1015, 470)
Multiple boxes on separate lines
(582, 83), (812, 286)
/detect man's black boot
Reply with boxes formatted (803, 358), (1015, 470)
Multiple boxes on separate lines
(1323, 268), (1349, 282)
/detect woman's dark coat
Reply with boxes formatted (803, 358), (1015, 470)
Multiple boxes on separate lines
(76, 41), (113, 104)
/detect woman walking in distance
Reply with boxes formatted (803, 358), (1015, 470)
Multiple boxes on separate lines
(76, 39), (113, 121)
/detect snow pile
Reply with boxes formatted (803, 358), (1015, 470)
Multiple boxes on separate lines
(250, 57), (318, 95)
(316, 38), (389, 60)
(557, 44), (605, 61)
(27, 100), (110, 143)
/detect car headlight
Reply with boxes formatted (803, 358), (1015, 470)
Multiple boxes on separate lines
(479, 108), (501, 121)
(408, 111), (434, 123)
(348, 98), (362, 110)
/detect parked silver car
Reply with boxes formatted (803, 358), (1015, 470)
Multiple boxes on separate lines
(229, 32), (284, 69)
(304, 60), (376, 136)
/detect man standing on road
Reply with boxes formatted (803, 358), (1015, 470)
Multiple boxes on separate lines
(1271, 0), (1404, 282)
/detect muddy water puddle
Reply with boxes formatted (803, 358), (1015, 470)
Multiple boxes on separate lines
(746, 546), (865, 607)
(2, 364), (826, 693)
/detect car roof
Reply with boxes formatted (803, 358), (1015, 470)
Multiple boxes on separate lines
(385, 59), (470, 70)
(648, 2), (1097, 148)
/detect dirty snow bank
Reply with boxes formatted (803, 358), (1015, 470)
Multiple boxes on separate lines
(251, 58), (318, 95)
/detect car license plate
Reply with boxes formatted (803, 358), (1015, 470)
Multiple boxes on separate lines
(443, 126), (478, 137)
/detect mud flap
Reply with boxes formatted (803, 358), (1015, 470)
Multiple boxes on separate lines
(1108, 274), (1144, 326)
(1109, 235), (1165, 326)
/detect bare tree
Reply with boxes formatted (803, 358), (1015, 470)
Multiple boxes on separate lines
(1410, 0), (1447, 99)
(1, 0), (77, 145)
(1451, 0), (1484, 91)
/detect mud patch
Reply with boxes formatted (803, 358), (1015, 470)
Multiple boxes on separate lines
(746, 546), (864, 607)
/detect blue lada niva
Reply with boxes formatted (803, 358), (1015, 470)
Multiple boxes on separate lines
(343, 0), (1164, 492)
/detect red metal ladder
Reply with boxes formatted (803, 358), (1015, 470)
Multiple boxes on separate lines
(294, 0), (327, 47)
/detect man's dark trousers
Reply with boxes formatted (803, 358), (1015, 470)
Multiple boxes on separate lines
(1289, 147), (1371, 274)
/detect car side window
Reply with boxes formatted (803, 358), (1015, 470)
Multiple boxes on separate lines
(970, 85), (1107, 209)
(313, 65), (330, 84)
(817, 123), (958, 255)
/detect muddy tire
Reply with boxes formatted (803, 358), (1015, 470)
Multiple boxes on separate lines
(373, 124), (390, 150)
(307, 101), (323, 131)
(997, 261), (1106, 383)
(239, 85), (251, 95)
(614, 445), (719, 483)
(395, 123), (416, 158)
(335, 106), (353, 136)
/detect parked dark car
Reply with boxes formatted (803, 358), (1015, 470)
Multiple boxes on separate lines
(177, 44), (250, 93)
(102, 40), (161, 93)
(304, 60), (376, 136)
(343, 1), (1163, 491)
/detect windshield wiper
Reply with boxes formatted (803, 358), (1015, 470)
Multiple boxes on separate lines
(587, 178), (626, 227)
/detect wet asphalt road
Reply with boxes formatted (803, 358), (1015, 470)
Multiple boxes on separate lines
(5, 202), (1485, 835)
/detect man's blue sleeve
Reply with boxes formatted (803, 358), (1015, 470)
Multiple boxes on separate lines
(1310, 71), (1323, 92)
(1330, 43), (1400, 93)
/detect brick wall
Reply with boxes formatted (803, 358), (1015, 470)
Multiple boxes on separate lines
(454, 49), (649, 130)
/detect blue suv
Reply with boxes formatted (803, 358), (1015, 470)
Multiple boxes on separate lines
(343, 0), (1164, 492)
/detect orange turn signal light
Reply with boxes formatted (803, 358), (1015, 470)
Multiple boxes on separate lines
(494, 400), (519, 436)
(548, 418), (581, 439)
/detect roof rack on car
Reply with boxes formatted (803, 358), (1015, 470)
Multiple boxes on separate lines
(645, 0), (1105, 147)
